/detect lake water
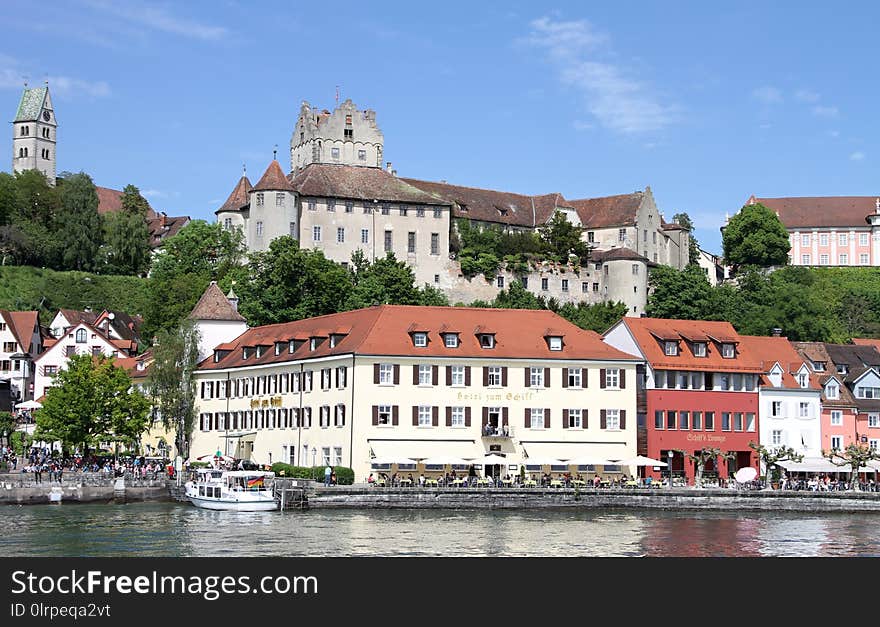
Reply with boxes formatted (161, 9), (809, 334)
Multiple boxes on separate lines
(2, 502), (879, 556)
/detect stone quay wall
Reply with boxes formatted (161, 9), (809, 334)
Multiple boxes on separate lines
(0, 473), (169, 505)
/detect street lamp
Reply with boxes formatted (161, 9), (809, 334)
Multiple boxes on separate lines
(667, 450), (674, 488)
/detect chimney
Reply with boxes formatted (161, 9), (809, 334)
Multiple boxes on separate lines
(875, 198), (879, 213)
(386, 162), (392, 172)
(226, 287), (239, 312)
(391, 169), (397, 177)
(771, 327), (782, 337)
(160, 213), (167, 228)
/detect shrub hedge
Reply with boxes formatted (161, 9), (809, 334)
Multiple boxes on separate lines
(270, 463), (354, 485)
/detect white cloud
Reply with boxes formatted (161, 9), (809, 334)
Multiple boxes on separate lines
(0, 57), (110, 98)
(82, 0), (228, 41)
(524, 16), (674, 133)
(795, 89), (820, 103)
(850, 151), (865, 161)
(752, 86), (783, 104)
(812, 105), (839, 117)
(142, 189), (166, 198)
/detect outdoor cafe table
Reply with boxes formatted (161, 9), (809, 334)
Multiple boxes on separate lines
(399, 478), (412, 487)
(451, 478), (468, 487)
(424, 478), (439, 487)
(549, 479), (564, 488)
(500, 477), (515, 487)
(523, 479), (538, 487)
(475, 478), (491, 487)
(571, 480), (587, 488)
(624, 480), (639, 488)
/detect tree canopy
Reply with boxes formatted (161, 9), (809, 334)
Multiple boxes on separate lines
(722, 202), (790, 272)
(671, 211), (700, 266)
(103, 184), (152, 276)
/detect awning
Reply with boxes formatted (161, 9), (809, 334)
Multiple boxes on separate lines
(222, 431), (257, 442)
(369, 440), (481, 461)
(522, 442), (632, 463)
(777, 458), (857, 473)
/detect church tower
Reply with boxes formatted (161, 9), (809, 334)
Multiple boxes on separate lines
(289, 99), (383, 173)
(12, 83), (57, 185)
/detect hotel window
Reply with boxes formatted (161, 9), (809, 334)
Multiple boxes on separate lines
(861, 253), (870, 265)
(319, 406), (330, 428)
(801, 254), (810, 264)
(826, 383), (839, 399)
(771, 430), (782, 446)
(797, 401), (810, 418)
(605, 409), (620, 430)
(344, 200), (354, 213)
(746, 412), (755, 431)
(479, 334), (495, 349)
(721, 412), (731, 431)
(4, 341), (16, 352)
(801, 234), (810, 246)
(654, 410), (664, 429)
(830, 410), (843, 426)
(400, 205), (408, 217)
(691, 372), (703, 389)
(444, 334), (459, 348)
(308, 199), (316, 211)
(333, 447), (343, 465)
(256, 192), (264, 206)
(416, 207), (425, 218)
(861, 233), (869, 246)
(870, 414), (880, 428)
(407, 232), (416, 253)
(830, 436), (842, 451)
(433, 207), (443, 218)
(587, 231), (595, 243)
(705, 412), (715, 431)
(313, 225), (322, 242)
(721, 343), (735, 358)
(561, 279), (569, 292)
(381, 204), (390, 215)
(451, 406), (466, 427)
(321, 368), (331, 390)
(413, 332), (428, 347)
(384, 230), (393, 252)
(693, 342), (706, 357)
(530, 407), (545, 429)
(839, 253), (848, 265)
(820, 254), (829, 265)
(548, 336), (562, 351)
(75, 329), (87, 343)
(820, 233), (828, 246)
(327, 199), (336, 212)
(733, 412), (744, 431)
(431, 233), (439, 255)
(418, 405), (432, 427)
(541, 277), (549, 291)
(567, 368), (582, 388)
(567, 408), (582, 429)
(378, 363), (394, 385)
(337, 227), (345, 243)
(692, 411), (702, 430)
(771, 401), (782, 417)
(582, 282), (589, 293)
(678, 411), (689, 430)
(666, 410), (676, 430)
(593, 283), (599, 292)
(497, 276), (505, 289)
(451, 366), (465, 386)
(605, 368), (619, 388)
(487, 366), (502, 387)
(360, 229), (369, 244)
(618, 228), (626, 242)
(678, 372), (690, 389)
(377, 405), (393, 425)
(331, 147), (340, 160)
(839, 233), (848, 246)
(418, 364), (432, 385)
(664, 341), (678, 356)
(530, 367), (545, 388)
(275, 193), (284, 207)
(871, 440), (879, 452)
(321, 447), (331, 466)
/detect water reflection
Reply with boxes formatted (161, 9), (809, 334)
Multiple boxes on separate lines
(2, 503), (880, 557)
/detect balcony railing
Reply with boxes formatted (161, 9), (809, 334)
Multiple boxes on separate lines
(481, 424), (513, 438)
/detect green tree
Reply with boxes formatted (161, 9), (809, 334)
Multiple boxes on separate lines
(0, 172), (17, 226)
(345, 250), (448, 309)
(490, 280), (548, 310)
(146, 320), (200, 459)
(646, 265), (716, 320)
(35, 354), (150, 456)
(538, 210), (591, 264)
(722, 202), (790, 273)
(748, 442), (804, 490)
(824, 442), (880, 492)
(11, 170), (62, 268)
(235, 236), (353, 326)
(671, 212), (700, 266)
(556, 301), (628, 333)
(57, 172), (103, 271)
(677, 447), (736, 488)
(103, 184), (152, 275)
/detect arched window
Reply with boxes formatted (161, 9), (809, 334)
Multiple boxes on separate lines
(18, 148), (23, 158)
(75, 329), (87, 343)
(23, 147), (28, 157)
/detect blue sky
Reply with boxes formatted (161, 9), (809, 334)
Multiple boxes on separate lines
(3, 1), (878, 254)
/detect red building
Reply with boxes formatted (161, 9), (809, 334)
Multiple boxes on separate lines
(603, 318), (762, 484)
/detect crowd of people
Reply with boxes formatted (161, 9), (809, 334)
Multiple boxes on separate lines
(0, 446), (170, 483)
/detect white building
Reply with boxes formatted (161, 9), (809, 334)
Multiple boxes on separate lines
(188, 281), (248, 363)
(0, 310), (42, 406)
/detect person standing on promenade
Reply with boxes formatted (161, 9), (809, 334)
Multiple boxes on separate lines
(324, 464), (332, 487)
(34, 462), (42, 484)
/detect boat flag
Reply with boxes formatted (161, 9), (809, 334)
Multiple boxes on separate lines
(247, 477), (264, 488)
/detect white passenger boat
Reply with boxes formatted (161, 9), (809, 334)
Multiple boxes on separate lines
(185, 469), (277, 511)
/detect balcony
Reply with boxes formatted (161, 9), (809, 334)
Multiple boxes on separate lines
(481, 424), (513, 439)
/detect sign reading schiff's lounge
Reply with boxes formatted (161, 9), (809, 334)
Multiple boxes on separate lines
(686, 433), (728, 443)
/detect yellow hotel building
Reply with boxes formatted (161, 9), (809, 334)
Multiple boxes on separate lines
(190, 304), (640, 480)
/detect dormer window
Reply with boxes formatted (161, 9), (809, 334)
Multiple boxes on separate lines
(798, 373), (808, 388)
(479, 334), (495, 349)
(255, 345), (265, 358)
(443, 333), (459, 348)
(837, 364), (848, 375)
(721, 343), (735, 358)
(548, 336), (563, 351)
(310, 338), (318, 350)
(275, 342), (284, 355)
(826, 382), (839, 399)
(693, 342), (706, 357)
(242, 347), (251, 359)
(664, 341), (678, 356)
(812, 361), (826, 372)
(413, 332), (428, 348)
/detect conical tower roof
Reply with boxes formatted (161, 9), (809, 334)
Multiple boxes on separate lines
(253, 160), (295, 192)
(216, 175), (252, 214)
(188, 282), (246, 322)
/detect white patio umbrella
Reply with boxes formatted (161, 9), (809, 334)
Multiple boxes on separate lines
(15, 400), (42, 410)
(480, 454), (508, 465)
(522, 457), (565, 466)
(567, 456), (617, 466)
(370, 457), (417, 466)
(615, 455), (668, 467)
(420, 456), (471, 466)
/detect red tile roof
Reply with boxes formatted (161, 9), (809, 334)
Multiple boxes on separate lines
(199, 305), (638, 370)
(402, 178), (556, 227)
(750, 196), (880, 229)
(96, 186), (189, 248)
(737, 335), (821, 390)
(188, 282), (246, 322)
(852, 338), (880, 351)
(253, 160), (295, 192)
(569, 193), (644, 228)
(0, 310), (38, 354)
(592, 247), (649, 263)
(292, 164), (442, 205)
(614, 317), (763, 372)
(216, 175), (252, 214)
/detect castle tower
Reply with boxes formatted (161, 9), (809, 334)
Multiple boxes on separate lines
(12, 83), (57, 185)
(289, 98), (383, 172)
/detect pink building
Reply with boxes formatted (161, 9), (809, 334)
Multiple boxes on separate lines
(746, 196), (880, 267)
